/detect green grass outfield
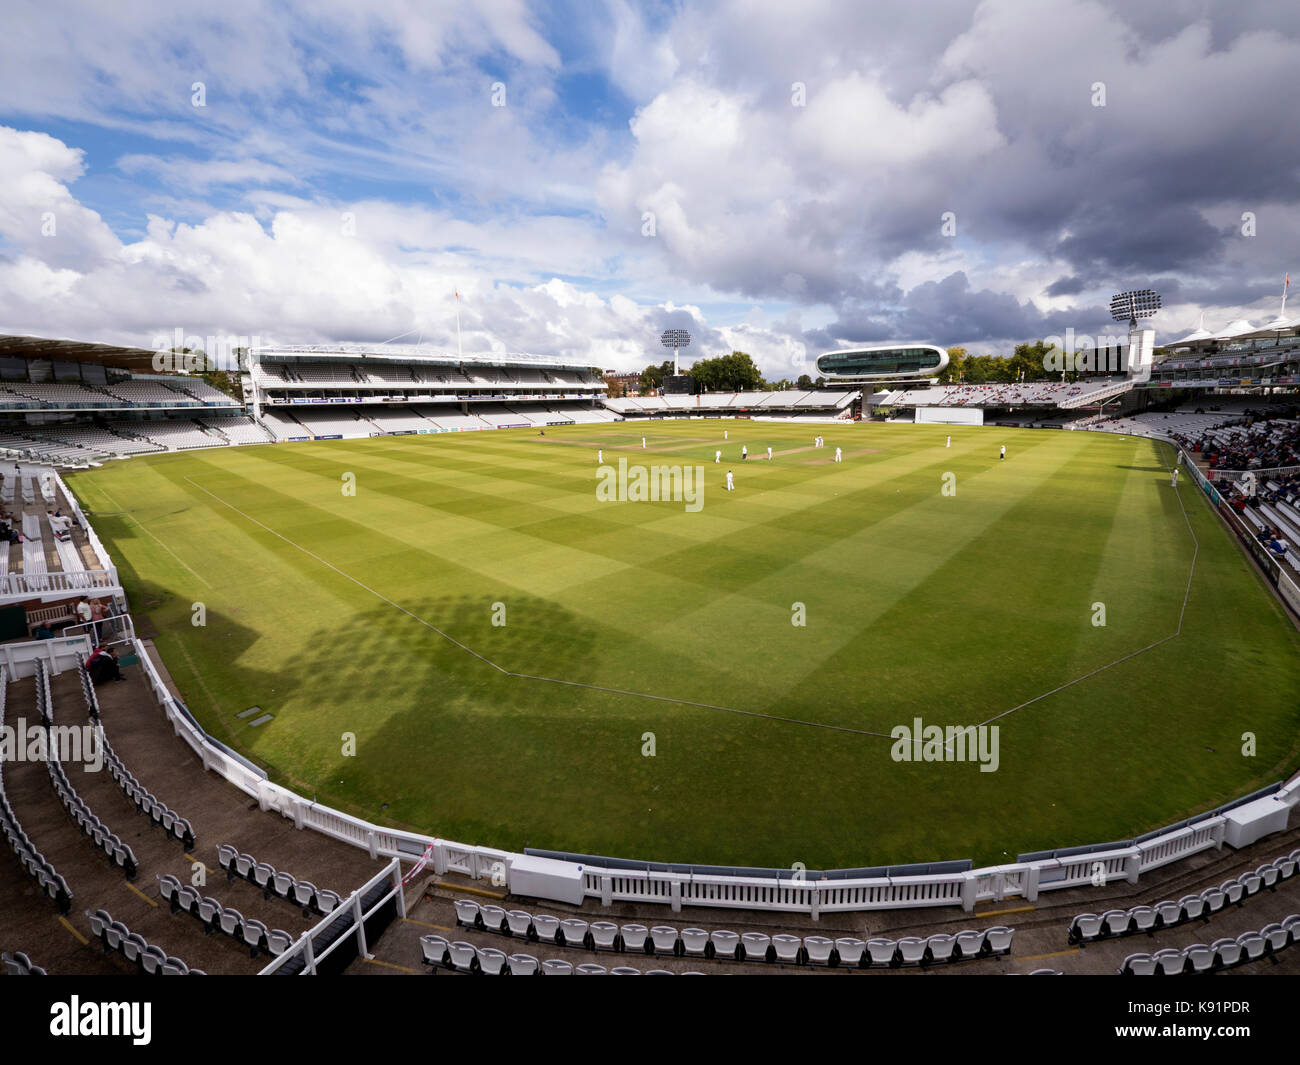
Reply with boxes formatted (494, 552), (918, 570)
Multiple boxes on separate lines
(66, 419), (1300, 869)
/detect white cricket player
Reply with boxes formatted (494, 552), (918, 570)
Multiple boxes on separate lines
(715, 449), (721, 463)
(1171, 467), (1179, 487)
(724, 430), (729, 440)
(834, 447), (843, 463)
(725, 469), (735, 491)
(597, 449), (602, 463)
(767, 446), (772, 460)
(946, 435), (951, 448)
(999, 445), (1006, 461)
(642, 437), (646, 449)
(741, 445), (748, 460)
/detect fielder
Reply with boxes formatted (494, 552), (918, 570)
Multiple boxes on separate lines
(1171, 467), (1179, 488)
(946, 435), (951, 448)
(715, 449), (721, 463)
(999, 445), (1006, 461)
(725, 469), (735, 491)
(597, 449), (602, 463)
(834, 447), (843, 463)
(767, 446), (773, 460)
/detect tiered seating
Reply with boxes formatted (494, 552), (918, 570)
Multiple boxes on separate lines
(129, 421), (225, 450)
(100, 381), (200, 405)
(359, 408), (435, 433)
(412, 405), (487, 430)
(0, 666), (74, 914)
(2, 383), (121, 407)
(43, 426), (165, 457)
(84, 910), (202, 974)
(450, 897), (1014, 969)
(167, 379), (237, 404)
(83, 662), (197, 851)
(37, 659), (138, 880)
(153, 875), (294, 959)
(201, 417), (274, 445)
(1120, 915), (1300, 974)
(1069, 849), (1299, 945)
(290, 410), (374, 438)
(1, 951), (47, 975)
(21, 541), (48, 589)
(215, 844), (343, 917)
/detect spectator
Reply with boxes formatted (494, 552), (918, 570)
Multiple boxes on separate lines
(86, 645), (124, 685)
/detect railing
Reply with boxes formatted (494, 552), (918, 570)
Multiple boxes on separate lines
(258, 858), (405, 975)
(0, 569), (120, 596)
(0, 635), (93, 679)
(61, 613), (136, 649)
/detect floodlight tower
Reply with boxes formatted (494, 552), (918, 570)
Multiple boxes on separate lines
(1110, 288), (1161, 382)
(660, 328), (691, 377)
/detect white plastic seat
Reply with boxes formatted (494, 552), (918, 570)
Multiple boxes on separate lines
(122, 933), (146, 963)
(532, 914), (560, 942)
(954, 929), (984, 957)
(559, 918), (589, 948)
(104, 923), (126, 951)
(541, 959), (572, 975)
(1185, 944), (1214, 972)
(1070, 913), (1103, 941)
(216, 843), (237, 873)
(1211, 938), (1241, 967)
(1260, 923), (1288, 952)
(1130, 906), (1158, 932)
(1257, 864), (1280, 888)
(650, 925), (679, 953)
(985, 926), (1014, 954)
(266, 929), (292, 955)
(1153, 948), (1185, 975)
(619, 924), (649, 952)
(1236, 932), (1266, 961)
(1177, 895), (1205, 922)
(453, 899), (480, 927)
(156, 875), (179, 904)
(448, 942), (477, 972)
(1101, 909), (1131, 936)
(1283, 914), (1300, 943)
(252, 863), (275, 891)
(926, 933), (956, 963)
(679, 928), (709, 956)
(479, 904), (507, 933)
(477, 947), (508, 975)
(293, 880), (317, 909)
(1238, 872), (1262, 897)
(1200, 888), (1226, 914)
(740, 932), (771, 962)
(867, 937), (897, 966)
(421, 935), (449, 967)
(161, 958), (188, 976)
(590, 921), (619, 950)
(897, 936), (926, 965)
(710, 930), (741, 959)
(610, 966), (641, 975)
(644, 969), (674, 975)
(1221, 880), (1244, 905)
(575, 963), (607, 975)
(219, 908), (243, 937)
(772, 934), (802, 963)
(506, 910), (533, 937)
(1121, 953), (1157, 975)
(834, 937), (866, 966)
(1154, 899), (1182, 925)
(507, 953), (539, 975)
(234, 853), (255, 878)
(803, 935), (835, 964)
(241, 919), (268, 953)
(140, 947), (165, 975)
(317, 889), (342, 914)
(1273, 856), (1297, 880)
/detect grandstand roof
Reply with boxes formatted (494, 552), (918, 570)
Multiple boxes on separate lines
(0, 333), (157, 373)
(254, 343), (598, 371)
(1214, 319), (1258, 340)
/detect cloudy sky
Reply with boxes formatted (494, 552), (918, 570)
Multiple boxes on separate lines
(1, 0), (1297, 377)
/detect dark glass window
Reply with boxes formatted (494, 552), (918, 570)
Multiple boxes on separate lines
(816, 348), (944, 376)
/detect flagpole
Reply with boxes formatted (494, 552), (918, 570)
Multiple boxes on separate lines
(1282, 274), (1290, 319)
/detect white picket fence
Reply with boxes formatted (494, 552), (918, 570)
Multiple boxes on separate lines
(130, 636), (1298, 919)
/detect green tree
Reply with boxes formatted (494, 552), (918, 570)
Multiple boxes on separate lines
(687, 351), (764, 394)
(796, 374), (813, 390)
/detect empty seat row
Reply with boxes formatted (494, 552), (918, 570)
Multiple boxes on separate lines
(1069, 851), (1299, 944)
(420, 936), (695, 975)
(45, 739), (137, 879)
(84, 909), (202, 975)
(2, 950), (47, 975)
(452, 898), (1014, 968)
(216, 844), (343, 917)
(0, 666), (73, 914)
(92, 721), (195, 850)
(154, 875), (293, 959)
(1120, 915), (1300, 974)
(77, 665), (100, 719)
